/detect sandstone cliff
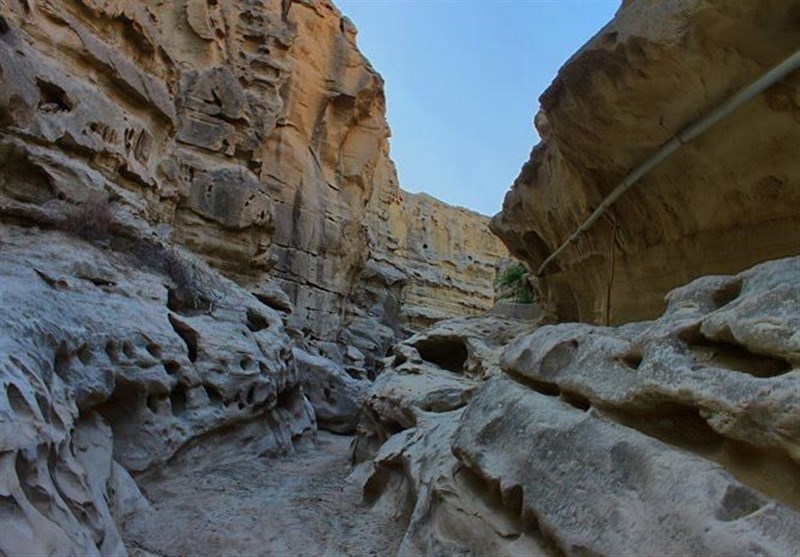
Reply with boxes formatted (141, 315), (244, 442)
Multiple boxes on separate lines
(368, 188), (509, 330)
(0, 1), (506, 554)
(0, 0), (501, 346)
(491, 0), (800, 324)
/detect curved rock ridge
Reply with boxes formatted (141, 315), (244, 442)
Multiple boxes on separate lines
(353, 256), (800, 556)
(491, 0), (800, 324)
(0, 225), (316, 556)
(0, 0), (504, 344)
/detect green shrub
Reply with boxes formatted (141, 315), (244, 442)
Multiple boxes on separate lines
(497, 263), (535, 304)
(497, 263), (527, 288)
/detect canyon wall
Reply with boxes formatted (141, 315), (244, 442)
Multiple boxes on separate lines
(491, 0), (800, 324)
(368, 188), (509, 331)
(0, 0), (501, 345)
(0, 1), (504, 554)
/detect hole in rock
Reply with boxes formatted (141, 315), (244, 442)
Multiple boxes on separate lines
(716, 484), (766, 522)
(245, 385), (255, 405)
(87, 276), (116, 287)
(604, 403), (800, 511)
(560, 390), (591, 411)
(53, 341), (71, 380)
(36, 79), (72, 112)
(146, 394), (163, 414)
(712, 278), (742, 309)
(105, 340), (119, 362)
(540, 339), (578, 376)
(412, 336), (468, 373)
(616, 349), (643, 370)
(15, 453), (53, 516)
(6, 383), (35, 418)
(96, 379), (144, 426)
(76, 343), (92, 365)
(246, 308), (270, 332)
(146, 343), (162, 358)
(679, 326), (791, 377)
(122, 341), (135, 359)
(240, 357), (253, 370)
(163, 361), (180, 375)
(169, 315), (198, 363)
(203, 383), (224, 405)
(170, 385), (188, 416)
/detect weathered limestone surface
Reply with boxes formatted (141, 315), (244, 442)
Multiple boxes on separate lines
(0, 1), (507, 553)
(354, 257), (800, 556)
(0, 0), (503, 344)
(491, 0), (800, 324)
(0, 225), (316, 556)
(368, 189), (509, 330)
(351, 314), (543, 462)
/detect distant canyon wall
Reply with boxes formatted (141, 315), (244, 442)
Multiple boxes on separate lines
(491, 0), (800, 324)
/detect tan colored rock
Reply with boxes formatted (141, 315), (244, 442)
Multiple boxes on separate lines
(368, 189), (510, 330)
(356, 257), (800, 556)
(0, 0), (504, 344)
(491, 0), (800, 324)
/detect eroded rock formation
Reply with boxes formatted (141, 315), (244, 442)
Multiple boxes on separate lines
(0, 1), (507, 553)
(368, 190), (509, 330)
(354, 257), (800, 556)
(491, 0), (800, 324)
(0, 225), (315, 556)
(0, 0), (503, 343)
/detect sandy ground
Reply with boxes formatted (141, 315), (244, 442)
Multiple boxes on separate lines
(123, 432), (405, 557)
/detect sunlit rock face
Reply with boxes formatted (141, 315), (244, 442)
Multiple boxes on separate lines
(0, 0), (503, 345)
(354, 257), (800, 556)
(491, 0), (800, 324)
(367, 188), (510, 331)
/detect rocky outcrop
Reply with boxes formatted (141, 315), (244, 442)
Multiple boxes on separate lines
(0, 1), (508, 553)
(0, 0), (386, 340)
(367, 189), (509, 330)
(491, 0), (800, 324)
(0, 225), (315, 556)
(0, 0), (503, 347)
(351, 314), (543, 465)
(354, 256), (800, 556)
(293, 346), (369, 434)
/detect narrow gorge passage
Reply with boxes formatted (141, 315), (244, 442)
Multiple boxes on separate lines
(124, 433), (404, 557)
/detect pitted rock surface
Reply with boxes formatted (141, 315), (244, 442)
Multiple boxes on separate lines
(355, 257), (800, 556)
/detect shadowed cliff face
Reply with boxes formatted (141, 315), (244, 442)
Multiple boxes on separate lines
(491, 0), (800, 325)
(0, 0), (503, 341)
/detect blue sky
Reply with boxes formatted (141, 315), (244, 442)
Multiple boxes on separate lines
(337, 0), (619, 216)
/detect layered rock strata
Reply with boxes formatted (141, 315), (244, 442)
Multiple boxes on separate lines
(491, 0), (800, 324)
(0, 0), (502, 346)
(368, 189), (509, 330)
(354, 257), (800, 556)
